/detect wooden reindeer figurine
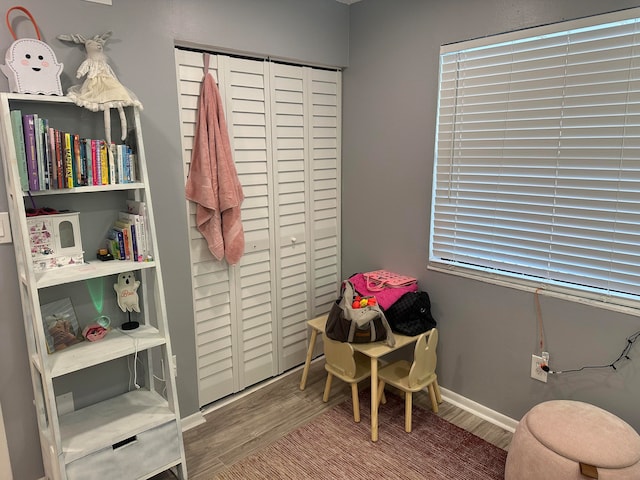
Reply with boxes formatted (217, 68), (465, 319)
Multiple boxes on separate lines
(57, 31), (142, 143)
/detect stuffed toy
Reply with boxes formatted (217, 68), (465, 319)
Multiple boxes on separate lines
(57, 31), (142, 143)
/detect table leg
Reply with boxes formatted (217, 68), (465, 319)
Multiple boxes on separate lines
(370, 356), (378, 442)
(299, 327), (319, 390)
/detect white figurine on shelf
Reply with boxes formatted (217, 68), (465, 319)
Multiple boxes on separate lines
(114, 271), (140, 330)
(57, 31), (142, 143)
(114, 271), (140, 313)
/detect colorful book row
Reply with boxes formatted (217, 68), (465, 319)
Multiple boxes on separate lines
(10, 110), (138, 191)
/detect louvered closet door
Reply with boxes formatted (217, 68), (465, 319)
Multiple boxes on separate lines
(176, 51), (278, 405)
(309, 69), (342, 317)
(271, 64), (310, 371)
(270, 65), (343, 371)
(176, 48), (340, 407)
(175, 50), (236, 405)
(223, 55), (278, 389)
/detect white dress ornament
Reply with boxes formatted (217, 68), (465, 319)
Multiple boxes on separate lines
(57, 31), (142, 143)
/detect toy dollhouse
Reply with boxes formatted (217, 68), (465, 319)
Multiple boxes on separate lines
(27, 212), (84, 271)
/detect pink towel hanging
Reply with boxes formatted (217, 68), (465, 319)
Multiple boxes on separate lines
(185, 53), (245, 265)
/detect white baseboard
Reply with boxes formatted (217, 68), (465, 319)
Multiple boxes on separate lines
(192, 357), (520, 434)
(439, 386), (519, 433)
(181, 410), (206, 431)
(199, 359), (319, 417)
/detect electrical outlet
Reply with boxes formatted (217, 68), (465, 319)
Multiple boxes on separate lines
(531, 354), (548, 383)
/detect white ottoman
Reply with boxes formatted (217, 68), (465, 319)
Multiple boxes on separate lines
(505, 400), (640, 479)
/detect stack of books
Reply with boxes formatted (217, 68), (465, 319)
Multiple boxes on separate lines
(105, 200), (153, 262)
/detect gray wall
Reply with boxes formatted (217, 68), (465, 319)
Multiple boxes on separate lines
(4, 0), (640, 479)
(343, 0), (640, 431)
(0, 1), (348, 479)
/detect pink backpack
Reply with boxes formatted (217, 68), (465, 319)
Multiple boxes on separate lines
(349, 271), (418, 310)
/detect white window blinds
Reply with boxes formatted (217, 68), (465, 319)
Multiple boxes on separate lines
(431, 8), (640, 310)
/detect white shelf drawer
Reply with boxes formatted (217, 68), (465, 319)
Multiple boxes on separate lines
(65, 420), (180, 480)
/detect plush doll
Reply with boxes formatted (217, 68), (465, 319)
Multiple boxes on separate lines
(56, 31), (142, 143)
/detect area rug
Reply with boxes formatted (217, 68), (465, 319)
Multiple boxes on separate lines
(216, 392), (507, 479)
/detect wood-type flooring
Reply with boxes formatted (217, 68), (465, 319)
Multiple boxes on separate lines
(154, 359), (513, 479)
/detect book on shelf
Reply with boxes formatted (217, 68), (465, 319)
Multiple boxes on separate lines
(112, 221), (132, 261)
(81, 138), (91, 187)
(116, 144), (124, 184)
(33, 114), (46, 190)
(22, 114), (39, 191)
(99, 140), (109, 185)
(107, 228), (126, 260)
(48, 126), (57, 189)
(125, 199), (152, 260)
(63, 132), (73, 188)
(118, 211), (143, 262)
(108, 143), (117, 185)
(54, 129), (64, 189)
(129, 153), (137, 183)
(118, 145), (135, 183)
(41, 118), (52, 190)
(90, 139), (98, 186)
(10, 110), (29, 191)
(73, 134), (84, 187)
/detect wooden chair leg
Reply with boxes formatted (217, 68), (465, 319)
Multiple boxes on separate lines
(405, 391), (413, 433)
(381, 390), (387, 405)
(351, 383), (360, 422)
(428, 383), (439, 413)
(433, 378), (443, 404)
(323, 373), (333, 403)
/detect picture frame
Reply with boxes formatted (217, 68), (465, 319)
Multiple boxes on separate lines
(40, 297), (83, 353)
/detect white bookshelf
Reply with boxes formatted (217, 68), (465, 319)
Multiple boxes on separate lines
(0, 92), (187, 480)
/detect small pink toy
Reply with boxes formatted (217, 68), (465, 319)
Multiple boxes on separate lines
(82, 324), (108, 342)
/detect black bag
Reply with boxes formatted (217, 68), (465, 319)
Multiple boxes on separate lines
(325, 280), (396, 346)
(384, 291), (437, 336)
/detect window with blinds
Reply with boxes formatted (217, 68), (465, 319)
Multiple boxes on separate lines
(430, 8), (640, 312)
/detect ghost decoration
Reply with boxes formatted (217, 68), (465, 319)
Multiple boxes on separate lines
(0, 38), (64, 95)
(113, 271), (140, 313)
